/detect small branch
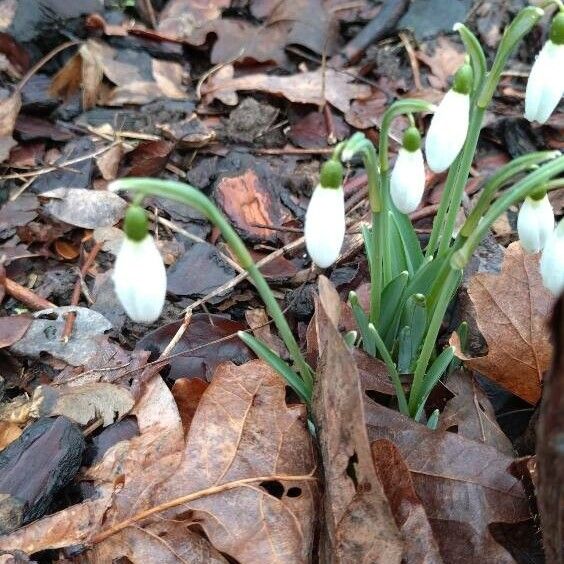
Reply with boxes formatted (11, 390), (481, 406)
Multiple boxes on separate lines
(2, 277), (55, 310)
(90, 473), (317, 545)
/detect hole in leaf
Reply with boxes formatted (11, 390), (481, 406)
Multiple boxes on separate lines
(286, 486), (302, 498)
(260, 480), (284, 499)
(346, 452), (359, 488)
(445, 425), (458, 433)
(478, 401), (487, 413)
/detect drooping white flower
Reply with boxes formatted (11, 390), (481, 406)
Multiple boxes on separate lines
(540, 219), (564, 296)
(113, 206), (167, 323)
(391, 126), (426, 214)
(517, 193), (554, 253)
(305, 183), (345, 268)
(525, 13), (564, 124)
(425, 64), (472, 173)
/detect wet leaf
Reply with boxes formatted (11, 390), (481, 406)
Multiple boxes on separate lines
(288, 110), (349, 148)
(121, 139), (174, 177)
(312, 276), (403, 562)
(0, 315), (32, 348)
(29, 383), (135, 427)
(202, 65), (371, 113)
(41, 187), (127, 229)
(136, 314), (253, 381)
(372, 439), (443, 564)
(365, 401), (532, 562)
(438, 369), (514, 455)
(10, 306), (112, 366)
(0, 195), (38, 231)
(53, 239), (79, 260)
(452, 242), (554, 404)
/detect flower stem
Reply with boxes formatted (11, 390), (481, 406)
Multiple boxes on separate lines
(110, 178), (312, 385)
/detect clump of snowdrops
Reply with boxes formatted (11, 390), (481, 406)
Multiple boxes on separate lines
(110, 4), (564, 423)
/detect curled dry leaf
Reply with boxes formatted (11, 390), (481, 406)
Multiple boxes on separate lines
(29, 383), (135, 427)
(312, 276), (403, 562)
(41, 187), (127, 229)
(365, 401), (531, 563)
(202, 66), (371, 113)
(451, 242), (554, 404)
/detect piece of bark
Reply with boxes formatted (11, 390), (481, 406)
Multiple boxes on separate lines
(0, 417), (85, 534)
(536, 296), (564, 563)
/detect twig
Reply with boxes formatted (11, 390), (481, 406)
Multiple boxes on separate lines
(90, 473), (317, 545)
(61, 242), (103, 342)
(399, 31), (422, 90)
(2, 277), (55, 310)
(160, 311), (192, 358)
(330, 0), (409, 67)
(140, 0), (157, 29)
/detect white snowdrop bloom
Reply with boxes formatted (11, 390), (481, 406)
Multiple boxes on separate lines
(517, 193), (554, 253)
(391, 126), (426, 214)
(113, 205), (167, 323)
(304, 158), (345, 268)
(305, 183), (345, 268)
(425, 64), (472, 173)
(540, 219), (564, 296)
(525, 14), (564, 124)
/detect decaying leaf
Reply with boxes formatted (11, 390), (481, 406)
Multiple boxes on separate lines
(202, 65), (371, 113)
(0, 421), (22, 450)
(0, 362), (317, 563)
(365, 401), (532, 563)
(41, 187), (127, 229)
(372, 439), (443, 564)
(312, 276), (403, 562)
(452, 242), (554, 404)
(10, 307), (112, 366)
(0, 90), (20, 162)
(29, 383), (134, 427)
(0, 315), (32, 348)
(438, 369), (514, 455)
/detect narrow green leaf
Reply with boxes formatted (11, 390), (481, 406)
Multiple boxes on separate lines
(379, 271), (408, 342)
(237, 332), (311, 403)
(426, 409), (440, 430)
(397, 326), (412, 374)
(390, 208), (424, 273)
(343, 330), (358, 348)
(349, 291), (375, 355)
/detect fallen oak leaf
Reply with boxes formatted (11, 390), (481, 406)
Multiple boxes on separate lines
(451, 241), (554, 404)
(202, 66), (371, 113)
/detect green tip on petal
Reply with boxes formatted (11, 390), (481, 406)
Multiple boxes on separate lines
(452, 63), (473, 95)
(124, 205), (149, 242)
(529, 186), (547, 201)
(320, 158), (344, 189)
(550, 12), (564, 45)
(402, 126), (421, 152)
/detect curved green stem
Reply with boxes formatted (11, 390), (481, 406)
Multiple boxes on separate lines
(110, 178), (312, 386)
(460, 150), (560, 237)
(454, 23), (487, 93)
(453, 154), (564, 267)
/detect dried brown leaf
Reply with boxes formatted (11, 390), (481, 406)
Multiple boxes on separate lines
(372, 439), (443, 564)
(0, 315), (32, 349)
(0, 422), (22, 451)
(29, 383), (135, 427)
(452, 242), (554, 404)
(0, 90), (20, 162)
(202, 67), (371, 113)
(312, 276), (403, 562)
(365, 401), (531, 563)
(170, 377), (208, 436)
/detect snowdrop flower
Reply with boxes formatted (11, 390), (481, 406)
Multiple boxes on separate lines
(113, 205), (167, 323)
(391, 126), (426, 214)
(517, 192), (554, 253)
(305, 159), (345, 268)
(540, 218), (564, 295)
(425, 63), (472, 173)
(525, 12), (564, 124)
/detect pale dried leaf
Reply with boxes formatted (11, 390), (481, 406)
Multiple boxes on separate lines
(79, 41), (104, 109)
(0, 91), (20, 162)
(30, 383), (134, 427)
(0, 422), (22, 450)
(42, 187), (127, 229)
(452, 242), (554, 403)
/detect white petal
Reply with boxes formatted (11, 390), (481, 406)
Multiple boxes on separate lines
(517, 195), (554, 253)
(525, 41), (564, 124)
(113, 235), (167, 323)
(425, 90), (470, 173)
(304, 184), (345, 268)
(540, 222), (564, 295)
(390, 148), (426, 214)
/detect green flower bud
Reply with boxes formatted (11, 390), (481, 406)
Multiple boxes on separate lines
(550, 12), (564, 45)
(402, 126), (422, 152)
(319, 158), (344, 189)
(452, 63), (473, 95)
(529, 186), (547, 201)
(124, 205), (148, 242)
